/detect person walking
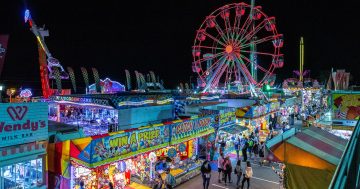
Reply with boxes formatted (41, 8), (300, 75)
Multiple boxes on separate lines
(241, 161), (253, 189)
(259, 141), (265, 166)
(165, 168), (176, 189)
(252, 140), (259, 163)
(201, 160), (212, 189)
(234, 160), (243, 188)
(242, 139), (249, 162)
(234, 137), (241, 160)
(223, 156), (232, 186)
(217, 153), (224, 183)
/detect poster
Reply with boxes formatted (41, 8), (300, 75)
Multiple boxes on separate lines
(78, 125), (170, 164)
(332, 93), (360, 120)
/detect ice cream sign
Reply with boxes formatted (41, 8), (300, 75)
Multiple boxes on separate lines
(0, 102), (48, 148)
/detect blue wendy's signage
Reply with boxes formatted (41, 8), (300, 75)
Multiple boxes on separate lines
(0, 103), (48, 148)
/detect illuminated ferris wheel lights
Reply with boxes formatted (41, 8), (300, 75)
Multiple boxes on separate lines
(252, 6), (263, 20)
(192, 2), (283, 93)
(235, 4), (246, 16)
(196, 29), (206, 41)
(206, 16), (216, 28)
(272, 34), (284, 48)
(265, 17), (276, 31)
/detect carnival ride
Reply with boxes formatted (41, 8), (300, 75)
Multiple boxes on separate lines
(24, 9), (69, 98)
(192, 2), (283, 96)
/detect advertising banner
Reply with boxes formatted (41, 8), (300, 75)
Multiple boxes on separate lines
(0, 102), (48, 148)
(171, 116), (215, 145)
(332, 93), (360, 120)
(0, 34), (9, 77)
(75, 125), (170, 167)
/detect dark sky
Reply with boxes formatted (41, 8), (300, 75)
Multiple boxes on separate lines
(1, 0), (359, 94)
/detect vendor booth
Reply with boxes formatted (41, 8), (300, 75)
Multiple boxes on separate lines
(235, 101), (280, 141)
(0, 102), (48, 189)
(50, 116), (215, 189)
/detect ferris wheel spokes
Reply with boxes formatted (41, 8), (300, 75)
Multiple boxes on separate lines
(200, 30), (227, 47)
(201, 56), (228, 92)
(206, 16), (229, 43)
(239, 19), (268, 45)
(241, 34), (281, 49)
(234, 57), (258, 96)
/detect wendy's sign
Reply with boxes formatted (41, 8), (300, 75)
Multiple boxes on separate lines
(0, 102), (48, 148)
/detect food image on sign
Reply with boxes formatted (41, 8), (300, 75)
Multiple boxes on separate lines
(333, 94), (360, 120)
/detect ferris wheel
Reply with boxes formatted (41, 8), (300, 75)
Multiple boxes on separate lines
(192, 2), (283, 94)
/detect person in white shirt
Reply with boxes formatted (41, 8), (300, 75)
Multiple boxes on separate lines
(217, 153), (224, 183)
(241, 161), (253, 189)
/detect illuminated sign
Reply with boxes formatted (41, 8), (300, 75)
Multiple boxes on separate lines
(0, 102), (48, 148)
(80, 125), (171, 164)
(19, 89), (33, 98)
(171, 116), (213, 139)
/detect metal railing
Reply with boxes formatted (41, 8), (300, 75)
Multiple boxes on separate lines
(329, 119), (360, 189)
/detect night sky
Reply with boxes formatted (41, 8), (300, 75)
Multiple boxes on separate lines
(1, 0), (359, 94)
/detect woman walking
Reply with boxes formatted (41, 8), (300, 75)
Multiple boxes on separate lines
(234, 160), (243, 188)
(241, 161), (253, 189)
(223, 156), (232, 186)
(201, 160), (212, 189)
(259, 141), (265, 166)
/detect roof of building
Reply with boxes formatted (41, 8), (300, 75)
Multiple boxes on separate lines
(287, 127), (347, 165)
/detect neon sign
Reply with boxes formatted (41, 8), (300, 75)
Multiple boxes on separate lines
(20, 89), (33, 98)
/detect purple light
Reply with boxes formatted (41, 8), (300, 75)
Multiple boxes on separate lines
(20, 89), (32, 98)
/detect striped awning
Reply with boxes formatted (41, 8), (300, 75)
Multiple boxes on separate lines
(287, 127), (347, 165)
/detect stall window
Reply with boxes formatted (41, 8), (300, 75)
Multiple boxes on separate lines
(0, 158), (44, 189)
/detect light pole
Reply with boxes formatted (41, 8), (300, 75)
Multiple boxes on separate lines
(0, 85), (3, 103)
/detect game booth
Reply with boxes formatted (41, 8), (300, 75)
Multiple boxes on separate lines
(48, 116), (215, 189)
(48, 93), (175, 136)
(0, 103), (48, 189)
(235, 101), (281, 141)
(199, 106), (237, 160)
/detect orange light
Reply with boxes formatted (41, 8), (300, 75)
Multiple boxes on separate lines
(225, 45), (233, 53)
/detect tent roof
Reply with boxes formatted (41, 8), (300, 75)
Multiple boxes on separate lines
(287, 127), (347, 165)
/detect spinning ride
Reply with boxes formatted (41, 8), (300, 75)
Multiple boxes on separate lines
(24, 9), (69, 98)
(192, 2), (283, 95)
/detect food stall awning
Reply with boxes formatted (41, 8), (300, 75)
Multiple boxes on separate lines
(218, 124), (248, 134)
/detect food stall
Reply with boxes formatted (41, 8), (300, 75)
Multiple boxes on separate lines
(235, 101), (280, 141)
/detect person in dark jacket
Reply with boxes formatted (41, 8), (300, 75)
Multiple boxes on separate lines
(223, 156), (232, 186)
(201, 160), (212, 189)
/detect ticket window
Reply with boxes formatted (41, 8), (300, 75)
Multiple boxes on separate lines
(0, 157), (44, 189)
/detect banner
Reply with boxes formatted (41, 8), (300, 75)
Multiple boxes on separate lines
(74, 125), (170, 167)
(171, 116), (215, 144)
(0, 34), (9, 77)
(0, 102), (48, 147)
